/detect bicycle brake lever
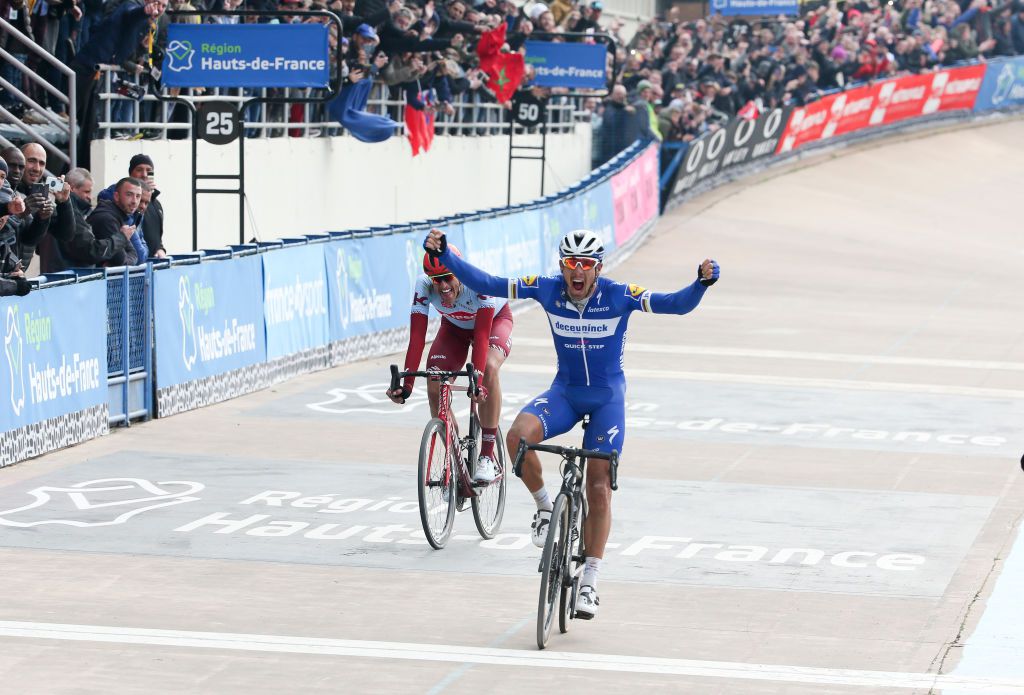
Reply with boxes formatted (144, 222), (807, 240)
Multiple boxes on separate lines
(389, 364), (401, 392)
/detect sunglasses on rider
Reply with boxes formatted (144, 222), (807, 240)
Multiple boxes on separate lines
(560, 256), (600, 271)
(430, 273), (455, 284)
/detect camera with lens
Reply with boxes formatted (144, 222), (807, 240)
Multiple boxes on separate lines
(112, 73), (147, 101)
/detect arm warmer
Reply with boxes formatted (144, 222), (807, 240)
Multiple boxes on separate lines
(647, 280), (707, 315)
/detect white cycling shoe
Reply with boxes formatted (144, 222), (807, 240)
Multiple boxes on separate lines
(473, 455), (498, 483)
(531, 509), (552, 548)
(576, 585), (599, 619)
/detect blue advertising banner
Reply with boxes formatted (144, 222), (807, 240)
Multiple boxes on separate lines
(710, 0), (798, 16)
(326, 230), (427, 343)
(263, 245), (330, 360)
(162, 24), (330, 88)
(1, 282), (107, 434)
(524, 41), (607, 89)
(153, 257), (266, 388)
(460, 213), (547, 282)
(975, 57), (1024, 111)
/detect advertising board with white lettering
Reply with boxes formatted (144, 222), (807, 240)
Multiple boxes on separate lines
(153, 257), (266, 388)
(262, 245), (330, 360)
(610, 143), (659, 246)
(710, 0), (798, 15)
(974, 56), (1024, 111)
(524, 41), (607, 90)
(0, 282), (107, 434)
(325, 232), (428, 342)
(162, 24), (330, 88)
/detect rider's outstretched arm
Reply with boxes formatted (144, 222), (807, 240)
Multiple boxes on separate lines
(647, 279), (708, 315)
(436, 246), (512, 298)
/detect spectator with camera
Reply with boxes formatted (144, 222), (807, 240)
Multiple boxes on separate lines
(16, 143), (76, 273)
(87, 177), (147, 267)
(56, 168), (134, 269)
(0, 146), (58, 273)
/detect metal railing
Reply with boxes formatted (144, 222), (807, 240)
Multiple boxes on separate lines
(0, 15), (76, 168)
(94, 67), (587, 140)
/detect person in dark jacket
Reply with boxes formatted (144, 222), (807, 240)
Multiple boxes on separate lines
(97, 154), (166, 257)
(59, 168), (133, 268)
(70, 0), (168, 169)
(597, 84), (640, 166)
(87, 177), (143, 267)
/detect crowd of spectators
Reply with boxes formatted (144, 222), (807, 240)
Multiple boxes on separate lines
(2, 0), (1023, 285)
(0, 144), (165, 295)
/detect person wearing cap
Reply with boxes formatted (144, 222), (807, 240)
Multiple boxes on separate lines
(574, 0), (602, 33)
(632, 79), (662, 141)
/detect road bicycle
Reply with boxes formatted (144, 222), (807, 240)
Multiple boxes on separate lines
(390, 363), (507, 549)
(512, 422), (619, 649)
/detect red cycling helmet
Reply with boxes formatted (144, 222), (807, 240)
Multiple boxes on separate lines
(423, 244), (462, 277)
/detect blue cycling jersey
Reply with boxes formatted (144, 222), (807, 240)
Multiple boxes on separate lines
(436, 247), (709, 391)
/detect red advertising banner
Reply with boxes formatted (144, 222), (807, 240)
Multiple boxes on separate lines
(611, 143), (660, 247)
(777, 65), (984, 154)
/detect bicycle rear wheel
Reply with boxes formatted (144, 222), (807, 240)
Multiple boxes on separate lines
(472, 426), (507, 539)
(417, 418), (456, 549)
(559, 499), (586, 634)
(537, 494), (569, 649)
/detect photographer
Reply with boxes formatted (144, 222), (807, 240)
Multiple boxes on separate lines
(0, 147), (54, 273)
(70, 0), (169, 168)
(16, 143), (75, 274)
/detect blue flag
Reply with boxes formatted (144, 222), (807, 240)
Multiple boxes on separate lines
(327, 78), (398, 144)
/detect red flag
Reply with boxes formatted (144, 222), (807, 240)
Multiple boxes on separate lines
(738, 101), (760, 121)
(405, 90), (435, 156)
(476, 25), (525, 104)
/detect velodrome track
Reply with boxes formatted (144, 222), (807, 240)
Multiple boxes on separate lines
(1, 118), (1023, 693)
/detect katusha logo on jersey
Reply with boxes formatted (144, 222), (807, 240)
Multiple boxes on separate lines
(0, 478), (204, 528)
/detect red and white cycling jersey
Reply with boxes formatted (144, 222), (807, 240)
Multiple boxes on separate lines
(410, 274), (508, 328)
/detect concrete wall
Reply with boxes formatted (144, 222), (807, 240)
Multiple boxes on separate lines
(91, 128), (593, 253)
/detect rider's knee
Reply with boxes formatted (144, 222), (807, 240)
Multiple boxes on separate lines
(486, 349), (504, 375)
(586, 475), (612, 511)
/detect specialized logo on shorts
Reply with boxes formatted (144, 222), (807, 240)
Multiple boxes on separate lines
(607, 425), (620, 444)
(627, 284), (647, 298)
(520, 275), (538, 287)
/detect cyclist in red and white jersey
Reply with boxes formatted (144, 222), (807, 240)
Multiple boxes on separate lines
(386, 246), (514, 483)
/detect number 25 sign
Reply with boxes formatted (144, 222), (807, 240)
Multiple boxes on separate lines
(196, 101), (242, 145)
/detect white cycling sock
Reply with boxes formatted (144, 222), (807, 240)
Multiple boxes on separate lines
(582, 556), (601, 589)
(531, 487), (552, 512)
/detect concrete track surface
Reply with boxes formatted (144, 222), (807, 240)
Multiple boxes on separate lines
(1, 118), (1023, 694)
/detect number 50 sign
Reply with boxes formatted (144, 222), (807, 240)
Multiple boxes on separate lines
(197, 101), (242, 145)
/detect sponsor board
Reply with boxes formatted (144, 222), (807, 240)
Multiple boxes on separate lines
(778, 65), (984, 153)
(975, 56), (1024, 111)
(263, 245), (330, 360)
(153, 256), (266, 389)
(610, 143), (659, 247)
(162, 24), (330, 88)
(711, 0), (798, 15)
(523, 41), (607, 90)
(672, 107), (791, 196)
(1, 282), (106, 434)
(0, 455), (994, 596)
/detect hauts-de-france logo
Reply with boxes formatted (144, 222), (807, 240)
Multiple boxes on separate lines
(4, 305), (25, 416)
(0, 478), (204, 528)
(405, 239), (420, 287)
(178, 276), (198, 371)
(166, 40), (195, 72)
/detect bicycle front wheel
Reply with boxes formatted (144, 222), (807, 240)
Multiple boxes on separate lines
(417, 418), (457, 549)
(537, 494), (569, 650)
(559, 499), (586, 634)
(472, 426), (507, 539)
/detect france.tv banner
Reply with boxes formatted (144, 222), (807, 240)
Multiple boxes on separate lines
(162, 24), (330, 88)
(524, 41), (607, 89)
(1, 281), (106, 434)
(153, 257), (266, 388)
(263, 245), (330, 360)
(710, 0), (798, 15)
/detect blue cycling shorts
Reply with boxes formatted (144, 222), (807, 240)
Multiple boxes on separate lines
(519, 381), (626, 456)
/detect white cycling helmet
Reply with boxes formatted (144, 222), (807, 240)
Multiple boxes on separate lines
(559, 229), (605, 260)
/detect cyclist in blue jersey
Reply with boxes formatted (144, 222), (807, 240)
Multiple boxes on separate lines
(425, 227), (719, 618)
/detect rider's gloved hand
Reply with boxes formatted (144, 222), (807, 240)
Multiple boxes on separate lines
(424, 228), (447, 258)
(698, 259), (719, 287)
(470, 383), (489, 404)
(386, 386), (412, 404)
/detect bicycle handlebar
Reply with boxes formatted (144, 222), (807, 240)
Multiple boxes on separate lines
(514, 438), (619, 491)
(389, 363), (479, 397)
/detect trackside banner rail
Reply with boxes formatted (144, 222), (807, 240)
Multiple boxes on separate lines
(661, 59), (1018, 210)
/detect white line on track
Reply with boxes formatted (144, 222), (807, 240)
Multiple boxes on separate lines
(512, 338), (1024, 372)
(502, 363), (1024, 399)
(1, 621), (1022, 692)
